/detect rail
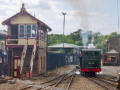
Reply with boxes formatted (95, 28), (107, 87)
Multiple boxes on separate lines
(66, 74), (75, 90)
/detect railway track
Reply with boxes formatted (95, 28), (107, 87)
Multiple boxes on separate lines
(66, 74), (75, 90)
(50, 74), (75, 90)
(19, 69), (76, 90)
(20, 68), (118, 90)
(97, 75), (118, 83)
(87, 77), (118, 90)
(19, 74), (67, 90)
(97, 77), (118, 86)
(19, 74), (68, 90)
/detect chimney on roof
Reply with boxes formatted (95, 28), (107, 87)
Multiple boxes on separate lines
(21, 3), (26, 13)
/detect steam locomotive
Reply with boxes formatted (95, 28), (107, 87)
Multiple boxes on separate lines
(79, 48), (102, 76)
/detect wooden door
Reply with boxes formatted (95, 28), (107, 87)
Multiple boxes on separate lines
(13, 56), (21, 78)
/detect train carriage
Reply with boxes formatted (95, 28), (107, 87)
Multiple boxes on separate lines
(80, 48), (102, 76)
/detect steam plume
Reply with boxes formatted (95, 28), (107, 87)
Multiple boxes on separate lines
(67, 0), (89, 30)
(67, 0), (89, 46)
(80, 31), (89, 46)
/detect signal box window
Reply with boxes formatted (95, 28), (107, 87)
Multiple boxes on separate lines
(19, 24), (36, 38)
(19, 24), (25, 38)
(32, 25), (36, 37)
(26, 24), (36, 38)
(27, 25), (31, 38)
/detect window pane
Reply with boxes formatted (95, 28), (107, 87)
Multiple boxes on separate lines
(19, 25), (24, 38)
(32, 25), (36, 37)
(27, 25), (31, 37)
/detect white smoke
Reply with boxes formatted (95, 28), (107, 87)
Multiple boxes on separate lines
(67, 0), (90, 46)
(80, 31), (89, 46)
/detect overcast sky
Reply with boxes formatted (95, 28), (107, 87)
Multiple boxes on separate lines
(0, 0), (120, 35)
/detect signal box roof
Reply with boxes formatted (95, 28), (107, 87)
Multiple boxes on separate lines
(2, 3), (51, 31)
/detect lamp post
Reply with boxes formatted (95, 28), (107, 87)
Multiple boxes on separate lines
(62, 12), (67, 53)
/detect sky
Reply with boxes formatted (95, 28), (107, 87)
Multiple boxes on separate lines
(0, 0), (120, 35)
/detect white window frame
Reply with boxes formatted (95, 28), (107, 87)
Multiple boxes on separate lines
(18, 24), (37, 38)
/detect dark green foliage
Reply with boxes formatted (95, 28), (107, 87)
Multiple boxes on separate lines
(94, 32), (117, 52)
(48, 29), (117, 53)
(71, 29), (82, 41)
(48, 34), (63, 45)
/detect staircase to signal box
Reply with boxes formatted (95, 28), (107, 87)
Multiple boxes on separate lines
(22, 47), (32, 77)
(21, 43), (36, 78)
(20, 45), (27, 75)
(29, 43), (37, 76)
